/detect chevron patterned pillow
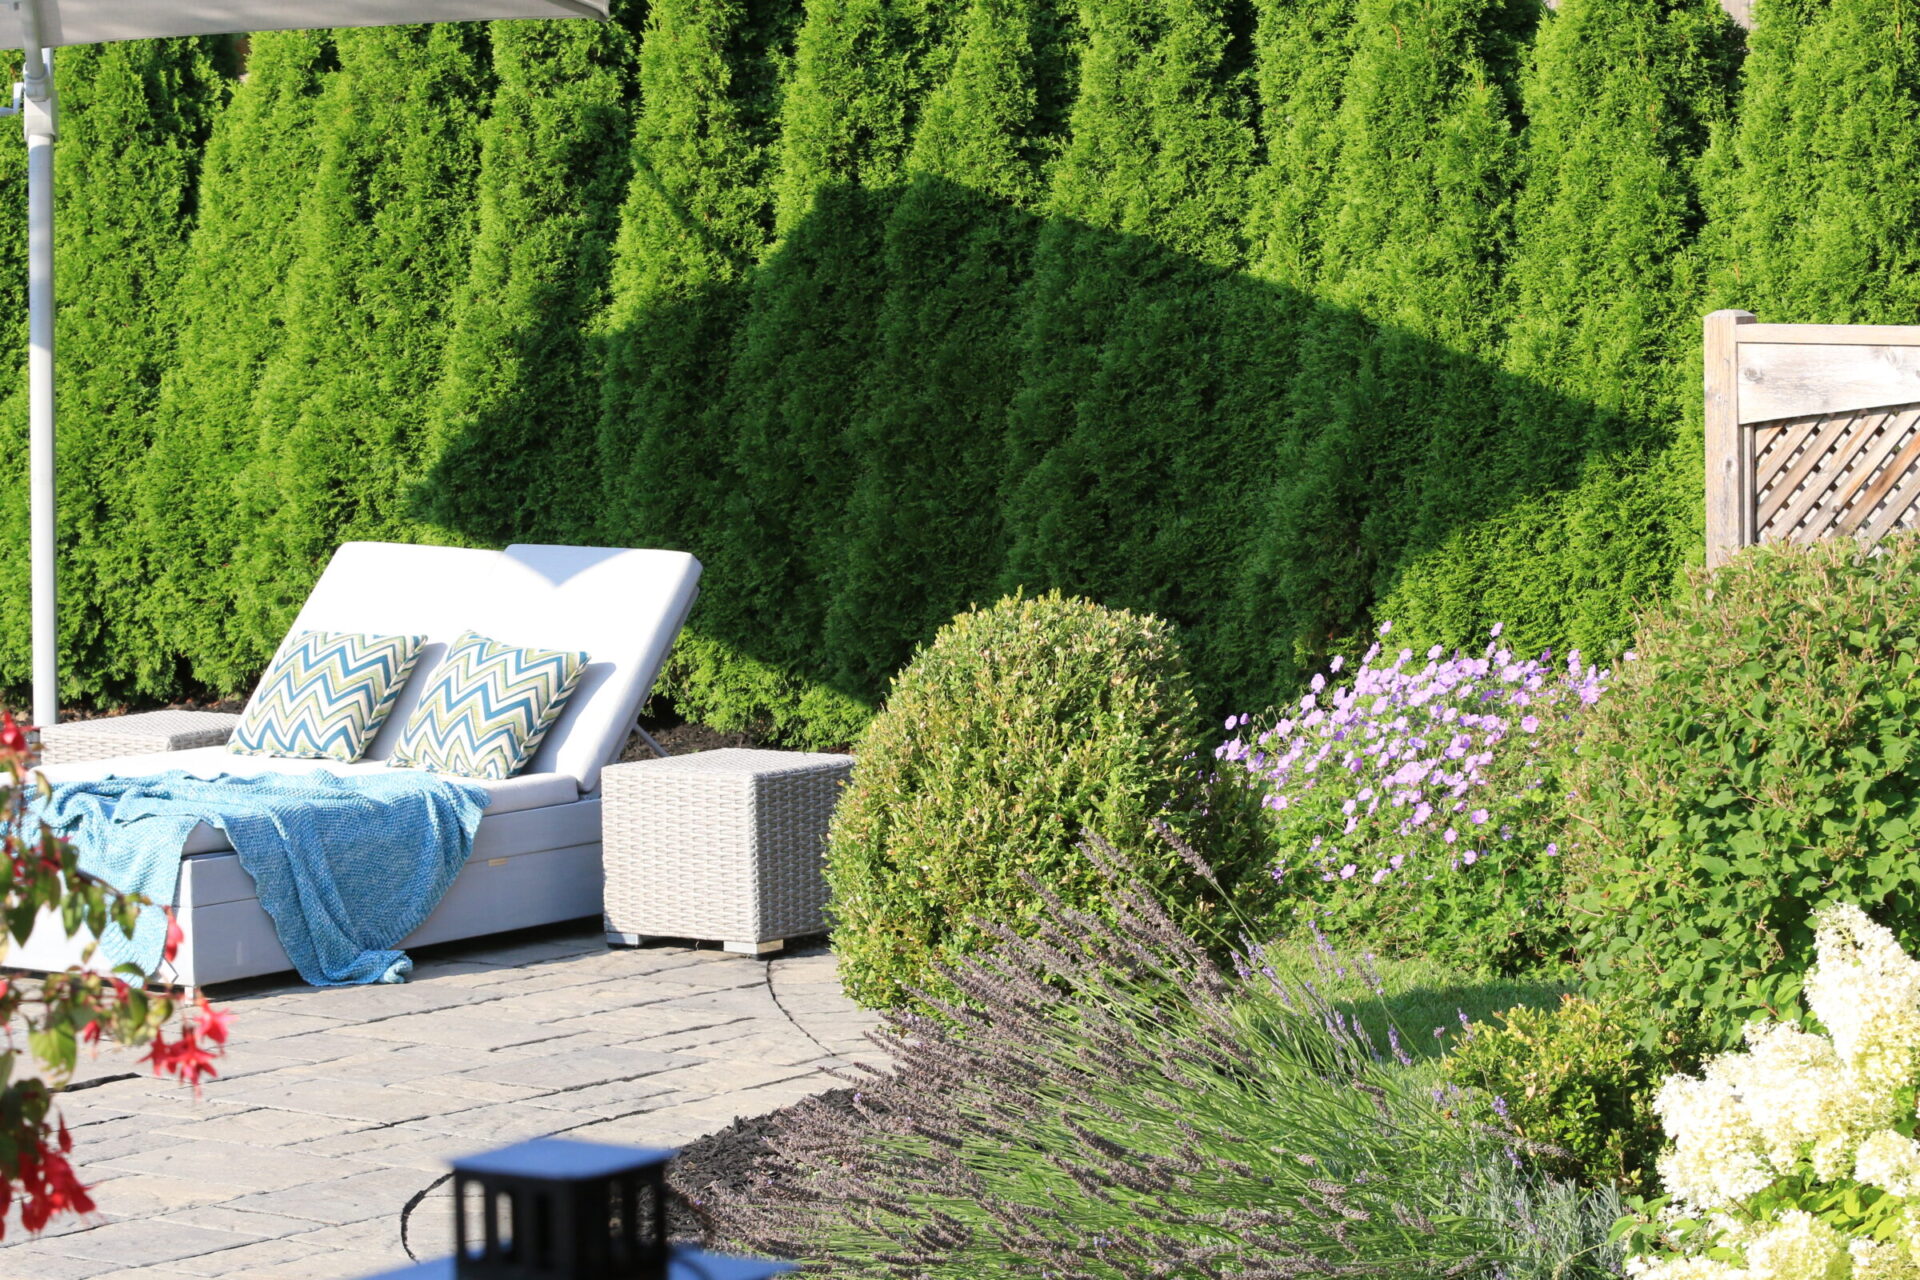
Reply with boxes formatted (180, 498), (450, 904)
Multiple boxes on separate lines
(386, 631), (589, 781)
(229, 631), (426, 762)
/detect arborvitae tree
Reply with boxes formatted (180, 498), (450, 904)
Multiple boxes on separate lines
(1210, 0), (1353, 703)
(0, 39), (228, 703)
(417, 16), (635, 547)
(1711, 0), (1920, 323)
(593, 0), (828, 741)
(998, 0), (1260, 713)
(136, 30), (334, 695)
(1241, 0), (1527, 678)
(1379, 0), (1739, 656)
(227, 24), (488, 669)
(705, 0), (962, 702)
(820, 0), (1068, 696)
(1244, 0), (1352, 295)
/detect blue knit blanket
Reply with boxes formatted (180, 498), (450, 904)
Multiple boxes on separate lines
(33, 770), (489, 986)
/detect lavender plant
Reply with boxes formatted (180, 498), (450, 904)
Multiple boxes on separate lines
(1218, 623), (1611, 972)
(710, 827), (1626, 1278)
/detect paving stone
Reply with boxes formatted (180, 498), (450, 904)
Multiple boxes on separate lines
(96, 1138), (377, 1194)
(34, 1218), (251, 1265)
(219, 1166), (431, 1227)
(81, 1172), (237, 1216)
(143, 1233), (331, 1276)
(291, 1124), (495, 1173)
(155, 1204), (332, 1240)
(451, 1044), (685, 1091)
(200, 1076), (439, 1125)
(0, 1248), (124, 1280)
(151, 1106), (377, 1148)
(0, 923), (874, 1276)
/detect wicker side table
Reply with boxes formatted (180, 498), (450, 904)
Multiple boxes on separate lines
(39, 709), (242, 765)
(601, 748), (854, 956)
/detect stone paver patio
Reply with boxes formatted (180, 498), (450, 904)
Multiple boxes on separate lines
(0, 926), (882, 1279)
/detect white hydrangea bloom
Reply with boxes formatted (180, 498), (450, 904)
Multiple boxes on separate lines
(1851, 1237), (1920, 1280)
(1741, 1210), (1850, 1280)
(1623, 1257), (1743, 1280)
(1714, 1021), (1862, 1176)
(1654, 1072), (1773, 1209)
(1856, 1128), (1920, 1196)
(1808, 903), (1920, 1097)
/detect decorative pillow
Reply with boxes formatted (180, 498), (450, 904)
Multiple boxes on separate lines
(386, 631), (588, 780)
(229, 631), (425, 762)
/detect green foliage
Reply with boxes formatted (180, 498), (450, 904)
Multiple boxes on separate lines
(1563, 535), (1920, 1055)
(824, 592), (1261, 1009)
(1445, 995), (1664, 1194)
(1, 0), (1913, 761)
(1710, 0), (1920, 323)
(724, 831), (1627, 1278)
(822, 0), (1064, 695)
(139, 30), (334, 694)
(0, 39), (230, 702)
(418, 17), (636, 545)
(226, 23), (489, 667)
(1380, 0), (1737, 659)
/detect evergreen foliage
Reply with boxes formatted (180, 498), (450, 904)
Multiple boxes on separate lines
(419, 17), (636, 547)
(822, 0), (1067, 694)
(1379, 0), (1739, 658)
(998, 0), (1263, 713)
(138, 30), (334, 693)
(0, 39), (228, 703)
(698, 0), (963, 725)
(824, 592), (1262, 1009)
(1711, 0), (1920, 323)
(227, 23), (488, 669)
(1243, 0), (1528, 687)
(4, 0), (1919, 753)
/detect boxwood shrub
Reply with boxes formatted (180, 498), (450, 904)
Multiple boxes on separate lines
(824, 591), (1263, 1009)
(1562, 534), (1920, 1056)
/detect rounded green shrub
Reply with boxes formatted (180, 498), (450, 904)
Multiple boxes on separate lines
(1444, 994), (1662, 1194)
(1563, 534), (1920, 1056)
(826, 591), (1262, 1008)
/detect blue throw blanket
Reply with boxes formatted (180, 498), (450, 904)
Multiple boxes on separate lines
(33, 770), (489, 986)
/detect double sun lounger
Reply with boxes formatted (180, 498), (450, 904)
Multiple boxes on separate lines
(9, 541), (702, 990)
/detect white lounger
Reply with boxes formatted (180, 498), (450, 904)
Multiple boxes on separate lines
(8, 541), (701, 989)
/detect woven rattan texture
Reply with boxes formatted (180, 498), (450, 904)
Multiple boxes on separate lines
(601, 748), (853, 945)
(40, 709), (242, 765)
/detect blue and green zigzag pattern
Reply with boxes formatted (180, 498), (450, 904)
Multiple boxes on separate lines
(388, 631), (587, 781)
(230, 631), (424, 762)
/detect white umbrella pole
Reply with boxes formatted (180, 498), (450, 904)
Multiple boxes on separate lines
(20, 37), (54, 728)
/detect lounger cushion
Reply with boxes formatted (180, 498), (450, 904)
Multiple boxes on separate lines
(34, 747), (582, 856)
(386, 631), (588, 780)
(228, 630), (424, 762)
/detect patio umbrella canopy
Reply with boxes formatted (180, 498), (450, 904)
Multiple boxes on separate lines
(9, 0), (610, 727)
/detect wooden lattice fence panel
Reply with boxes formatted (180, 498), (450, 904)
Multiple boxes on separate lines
(1705, 311), (1920, 566)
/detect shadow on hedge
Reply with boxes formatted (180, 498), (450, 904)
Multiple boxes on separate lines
(411, 174), (1681, 736)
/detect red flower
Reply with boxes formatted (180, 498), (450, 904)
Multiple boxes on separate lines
(78, 1020), (100, 1046)
(193, 995), (232, 1046)
(0, 712), (28, 755)
(162, 911), (184, 965)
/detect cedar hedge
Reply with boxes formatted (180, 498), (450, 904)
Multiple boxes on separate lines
(0, 0), (1912, 748)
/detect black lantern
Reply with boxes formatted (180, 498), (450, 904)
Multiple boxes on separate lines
(367, 1137), (795, 1280)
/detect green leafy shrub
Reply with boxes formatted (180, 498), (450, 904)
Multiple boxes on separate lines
(1564, 534), (1920, 1056)
(824, 591), (1262, 1008)
(721, 830), (1627, 1278)
(1444, 994), (1662, 1194)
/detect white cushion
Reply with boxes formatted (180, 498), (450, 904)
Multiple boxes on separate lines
(463, 545), (701, 792)
(280, 542), (700, 790)
(285, 542), (502, 763)
(35, 747), (581, 856)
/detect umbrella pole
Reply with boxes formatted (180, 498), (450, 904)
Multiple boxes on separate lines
(20, 39), (54, 728)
